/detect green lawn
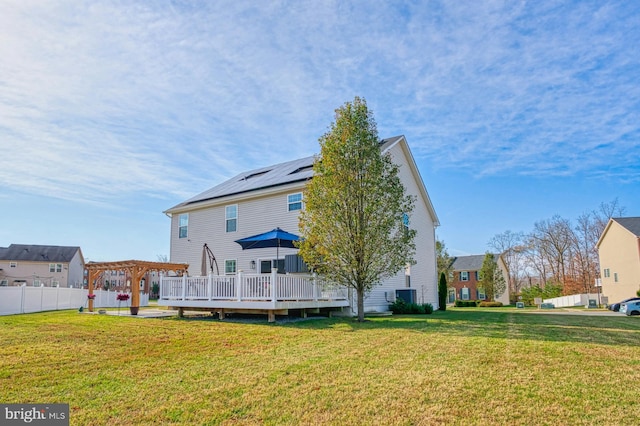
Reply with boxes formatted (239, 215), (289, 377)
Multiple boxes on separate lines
(1, 309), (639, 425)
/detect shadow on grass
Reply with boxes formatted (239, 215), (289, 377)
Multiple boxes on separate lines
(278, 309), (640, 347)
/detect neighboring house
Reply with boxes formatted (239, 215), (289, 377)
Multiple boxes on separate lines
(163, 135), (440, 316)
(449, 254), (510, 305)
(0, 244), (85, 288)
(596, 217), (640, 304)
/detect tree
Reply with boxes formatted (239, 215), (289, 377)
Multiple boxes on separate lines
(478, 253), (506, 302)
(488, 230), (526, 301)
(438, 272), (447, 311)
(298, 97), (416, 322)
(436, 238), (453, 282)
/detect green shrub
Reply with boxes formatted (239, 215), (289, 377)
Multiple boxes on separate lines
(389, 299), (433, 315)
(454, 300), (478, 307)
(478, 301), (503, 307)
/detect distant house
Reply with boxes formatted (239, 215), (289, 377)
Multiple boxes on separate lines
(162, 136), (440, 318)
(0, 244), (85, 288)
(449, 254), (510, 305)
(596, 217), (640, 304)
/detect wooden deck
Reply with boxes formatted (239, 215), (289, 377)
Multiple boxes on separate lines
(158, 270), (350, 321)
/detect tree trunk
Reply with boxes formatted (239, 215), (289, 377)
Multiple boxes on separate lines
(357, 287), (365, 322)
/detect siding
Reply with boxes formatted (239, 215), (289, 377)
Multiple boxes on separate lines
(167, 136), (439, 313)
(170, 184), (306, 276)
(598, 220), (640, 303)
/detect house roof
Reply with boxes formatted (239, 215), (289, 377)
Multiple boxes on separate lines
(613, 217), (640, 237)
(165, 136), (406, 213)
(451, 254), (494, 271)
(0, 244), (82, 263)
(596, 216), (640, 248)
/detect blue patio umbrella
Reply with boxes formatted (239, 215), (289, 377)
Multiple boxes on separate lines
(234, 228), (301, 267)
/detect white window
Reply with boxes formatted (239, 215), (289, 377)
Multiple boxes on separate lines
(614, 273), (618, 283)
(179, 214), (188, 238)
(224, 260), (237, 275)
(10, 262), (17, 268)
(460, 271), (469, 282)
(0, 279), (8, 286)
(288, 193), (303, 211)
(49, 263), (62, 273)
(226, 205), (237, 232)
(475, 271), (480, 281)
(33, 279), (41, 287)
(461, 287), (470, 300)
(603, 268), (610, 278)
(478, 287), (486, 299)
(52, 280), (59, 287)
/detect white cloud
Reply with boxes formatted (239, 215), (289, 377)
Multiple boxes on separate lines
(0, 0), (638, 208)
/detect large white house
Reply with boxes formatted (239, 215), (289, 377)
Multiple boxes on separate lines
(162, 136), (439, 319)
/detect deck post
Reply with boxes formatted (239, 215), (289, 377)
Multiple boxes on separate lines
(271, 268), (278, 302)
(208, 273), (213, 301)
(159, 273), (163, 300)
(237, 271), (243, 301)
(181, 274), (187, 301)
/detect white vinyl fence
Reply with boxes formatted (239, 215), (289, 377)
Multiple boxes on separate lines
(543, 293), (600, 308)
(0, 286), (148, 316)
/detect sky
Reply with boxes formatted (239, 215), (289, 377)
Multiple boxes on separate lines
(1, 0), (639, 261)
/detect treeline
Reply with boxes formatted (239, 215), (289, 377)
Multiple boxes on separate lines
(489, 199), (625, 300)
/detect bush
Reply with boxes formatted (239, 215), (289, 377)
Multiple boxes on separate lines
(389, 299), (433, 315)
(454, 300), (478, 307)
(478, 301), (503, 307)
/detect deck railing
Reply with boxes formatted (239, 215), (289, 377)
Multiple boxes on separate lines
(159, 270), (347, 303)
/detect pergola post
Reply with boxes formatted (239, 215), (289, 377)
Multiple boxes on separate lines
(88, 270), (99, 312)
(130, 266), (146, 315)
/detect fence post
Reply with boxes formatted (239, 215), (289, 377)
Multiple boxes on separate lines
(208, 273), (213, 301)
(21, 283), (26, 314)
(237, 271), (243, 301)
(312, 273), (318, 301)
(181, 274), (187, 301)
(271, 268), (278, 302)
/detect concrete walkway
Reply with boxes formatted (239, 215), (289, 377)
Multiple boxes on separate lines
(82, 308), (178, 318)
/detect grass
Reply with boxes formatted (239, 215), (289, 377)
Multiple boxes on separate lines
(1, 309), (640, 425)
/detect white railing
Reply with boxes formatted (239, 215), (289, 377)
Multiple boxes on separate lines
(159, 271), (348, 303)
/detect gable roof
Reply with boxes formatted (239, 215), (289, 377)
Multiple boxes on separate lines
(596, 216), (640, 248)
(613, 217), (640, 237)
(0, 244), (82, 263)
(451, 255), (487, 271)
(164, 136), (440, 226)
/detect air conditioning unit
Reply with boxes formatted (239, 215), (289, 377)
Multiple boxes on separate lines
(395, 289), (416, 304)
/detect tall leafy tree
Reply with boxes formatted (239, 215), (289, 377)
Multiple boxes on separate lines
(298, 97), (416, 322)
(438, 272), (448, 311)
(478, 252), (506, 302)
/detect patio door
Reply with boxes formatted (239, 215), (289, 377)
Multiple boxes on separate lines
(259, 259), (285, 274)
